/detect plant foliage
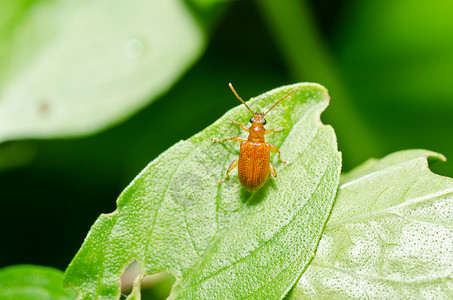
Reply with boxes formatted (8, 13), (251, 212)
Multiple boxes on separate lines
(63, 83), (341, 299)
(289, 150), (453, 298)
(0, 0), (203, 142)
(0, 265), (76, 300)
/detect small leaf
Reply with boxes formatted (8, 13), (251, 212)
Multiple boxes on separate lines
(64, 83), (341, 299)
(0, 265), (77, 300)
(0, 0), (203, 142)
(289, 150), (453, 298)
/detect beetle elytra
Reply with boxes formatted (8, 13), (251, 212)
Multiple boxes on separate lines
(213, 83), (297, 192)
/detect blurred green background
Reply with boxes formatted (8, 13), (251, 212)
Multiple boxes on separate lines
(1, 0), (452, 298)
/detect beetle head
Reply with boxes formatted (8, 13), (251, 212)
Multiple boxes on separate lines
(250, 112), (266, 127)
(228, 83), (298, 126)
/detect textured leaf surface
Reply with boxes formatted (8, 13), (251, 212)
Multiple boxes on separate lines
(0, 0), (203, 142)
(289, 150), (453, 298)
(0, 265), (76, 300)
(64, 83), (341, 299)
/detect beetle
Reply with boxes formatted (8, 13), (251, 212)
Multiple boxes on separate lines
(213, 83), (297, 192)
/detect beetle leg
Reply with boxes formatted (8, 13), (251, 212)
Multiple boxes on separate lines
(219, 159), (239, 184)
(230, 120), (249, 132)
(269, 163), (277, 178)
(269, 143), (290, 165)
(265, 127), (284, 135)
(213, 137), (247, 143)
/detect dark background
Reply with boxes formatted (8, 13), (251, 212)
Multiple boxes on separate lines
(1, 0), (452, 297)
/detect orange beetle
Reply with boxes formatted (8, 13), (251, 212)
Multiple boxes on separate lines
(213, 83), (297, 192)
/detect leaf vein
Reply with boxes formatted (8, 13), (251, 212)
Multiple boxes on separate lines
(242, 234), (319, 299)
(397, 215), (453, 229)
(340, 157), (425, 189)
(146, 144), (197, 260)
(310, 262), (453, 285)
(187, 152), (330, 290)
(327, 188), (453, 229)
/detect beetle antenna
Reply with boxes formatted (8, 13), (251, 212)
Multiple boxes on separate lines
(229, 83), (254, 116)
(263, 87), (297, 116)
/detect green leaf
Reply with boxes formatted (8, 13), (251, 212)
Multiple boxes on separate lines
(64, 83), (341, 299)
(0, 265), (77, 300)
(289, 150), (453, 298)
(0, 0), (203, 142)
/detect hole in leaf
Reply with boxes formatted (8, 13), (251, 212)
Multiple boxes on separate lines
(141, 272), (176, 300)
(120, 261), (140, 296)
(120, 260), (176, 300)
